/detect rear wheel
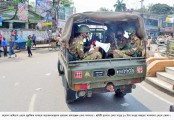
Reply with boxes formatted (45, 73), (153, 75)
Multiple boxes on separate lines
(115, 89), (126, 97)
(65, 82), (76, 104)
(58, 60), (64, 75)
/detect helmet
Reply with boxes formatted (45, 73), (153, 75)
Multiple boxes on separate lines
(78, 25), (90, 33)
(125, 25), (136, 32)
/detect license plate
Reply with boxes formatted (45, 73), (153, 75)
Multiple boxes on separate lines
(116, 68), (134, 74)
(93, 71), (105, 77)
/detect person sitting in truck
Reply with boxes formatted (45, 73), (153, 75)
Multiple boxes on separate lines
(112, 27), (129, 58)
(69, 25), (102, 61)
(113, 25), (143, 58)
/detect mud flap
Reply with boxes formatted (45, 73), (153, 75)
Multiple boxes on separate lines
(66, 88), (76, 104)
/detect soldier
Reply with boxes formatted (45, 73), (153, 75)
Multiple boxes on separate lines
(113, 27), (129, 58)
(113, 25), (143, 58)
(69, 25), (101, 60)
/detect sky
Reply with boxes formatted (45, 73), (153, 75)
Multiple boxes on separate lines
(29, 0), (174, 13)
(73, 0), (174, 13)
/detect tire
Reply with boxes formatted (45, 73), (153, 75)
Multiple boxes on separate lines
(65, 83), (76, 104)
(115, 89), (126, 97)
(58, 60), (64, 75)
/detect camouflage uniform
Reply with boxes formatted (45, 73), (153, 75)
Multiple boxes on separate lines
(123, 35), (143, 57)
(113, 35), (143, 58)
(113, 36), (129, 58)
(69, 36), (84, 59)
(83, 50), (102, 60)
(69, 36), (102, 60)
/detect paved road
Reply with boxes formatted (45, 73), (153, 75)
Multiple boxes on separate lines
(0, 48), (173, 112)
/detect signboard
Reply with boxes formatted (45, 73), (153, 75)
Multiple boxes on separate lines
(166, 17), (174, 23)
(58, 7), (65, 20)
(36, 0), (51, 17)
(0, 16), (2, 26)
(64, 6), (74, 20)
(42, 22), (52, 27)
(17, 3), (28, 21)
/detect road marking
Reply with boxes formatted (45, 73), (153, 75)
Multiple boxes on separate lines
(35, 88), (42, 91)
(121, 103), (129, 107)
(28, 94), (37, 112)
(45, 73), (51, 76)
(138, 84), (173, 105)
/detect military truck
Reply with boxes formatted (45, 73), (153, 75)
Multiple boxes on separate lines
(57, 12), (147, 103)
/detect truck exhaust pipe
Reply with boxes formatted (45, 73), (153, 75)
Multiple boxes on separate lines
(105, 83), (115, 92)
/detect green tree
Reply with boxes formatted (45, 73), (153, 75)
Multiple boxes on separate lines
(98, 7), (110, 12)
(60, 0), (73, 6)
(114, 0), (126, 12)
(149, 3), (174, 14)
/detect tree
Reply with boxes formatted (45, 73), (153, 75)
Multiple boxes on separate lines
(98, 7), (110, 12)
(113, 0), (126, 12)
(149, 3), (174, 15)
(60, 0), (73, 6)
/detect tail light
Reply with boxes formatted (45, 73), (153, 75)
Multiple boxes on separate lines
(74, 84), (88, 90)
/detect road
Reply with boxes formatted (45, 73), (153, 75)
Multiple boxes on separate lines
(0, 48), (173, 112)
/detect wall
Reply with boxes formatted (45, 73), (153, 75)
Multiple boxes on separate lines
(0, 29), (48, 41)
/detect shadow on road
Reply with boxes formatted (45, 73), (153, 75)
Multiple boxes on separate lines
(66, 93), (150, 112)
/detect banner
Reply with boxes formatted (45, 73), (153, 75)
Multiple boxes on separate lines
(64, 6), (74, 20)
(58, 7), (65, 20)
(36, 0), (51, 17)
(166, 17), (174, 23)
(17, 3), (28, 21)
(0, 16), (2, 26)
(42, 22), (52, 27)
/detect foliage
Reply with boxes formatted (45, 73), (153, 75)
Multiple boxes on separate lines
(98, 7), (110, 12)
(60, 0), (73, 6)
(149, 3), (174, 15)
(113, 0), (126, 12)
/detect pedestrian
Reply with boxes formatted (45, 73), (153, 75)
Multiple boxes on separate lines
(0, 32), (2, 57)
(8, 38), (17, 58)
(32, 34), (36, 47)
(147, 38), (151, 51)
(1, 37), (8, 57)
(26, 35), (32, 57)
(170, 104), (174, 112)
(0, 32), (2, 47)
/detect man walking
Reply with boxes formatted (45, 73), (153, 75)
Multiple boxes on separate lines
(1, 37), (8, 57)
(26, 35), (32, 57)
(32, 34), (36, 47)
(0, 32), (2, 57)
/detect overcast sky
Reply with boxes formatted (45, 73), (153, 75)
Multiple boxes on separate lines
(29, 0), (174, 13)
(73, 0), (174, 13)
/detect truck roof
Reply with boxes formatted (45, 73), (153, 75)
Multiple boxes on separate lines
(61, 11), (147, 46)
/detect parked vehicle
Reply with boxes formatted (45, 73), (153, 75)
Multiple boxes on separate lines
(57, 12), (147, 103)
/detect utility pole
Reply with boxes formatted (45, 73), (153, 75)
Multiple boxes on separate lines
(140, 0), (144, 17)
(52, 0), (60, 32)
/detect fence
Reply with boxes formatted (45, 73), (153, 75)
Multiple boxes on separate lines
(0, 29), (48, 43)
(158, 40), (174, 57)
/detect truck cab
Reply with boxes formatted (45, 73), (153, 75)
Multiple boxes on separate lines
(57, 12), (147, 103)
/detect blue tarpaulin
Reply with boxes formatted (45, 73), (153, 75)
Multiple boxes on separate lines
(15, 36), (27, 49)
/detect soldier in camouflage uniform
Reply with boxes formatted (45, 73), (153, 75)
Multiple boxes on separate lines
(113, 27), (129, 58)
(113, 25), (143, 58)
(69, 25), (102, 60)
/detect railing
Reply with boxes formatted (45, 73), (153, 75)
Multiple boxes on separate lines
(157, 39), (174, 58)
